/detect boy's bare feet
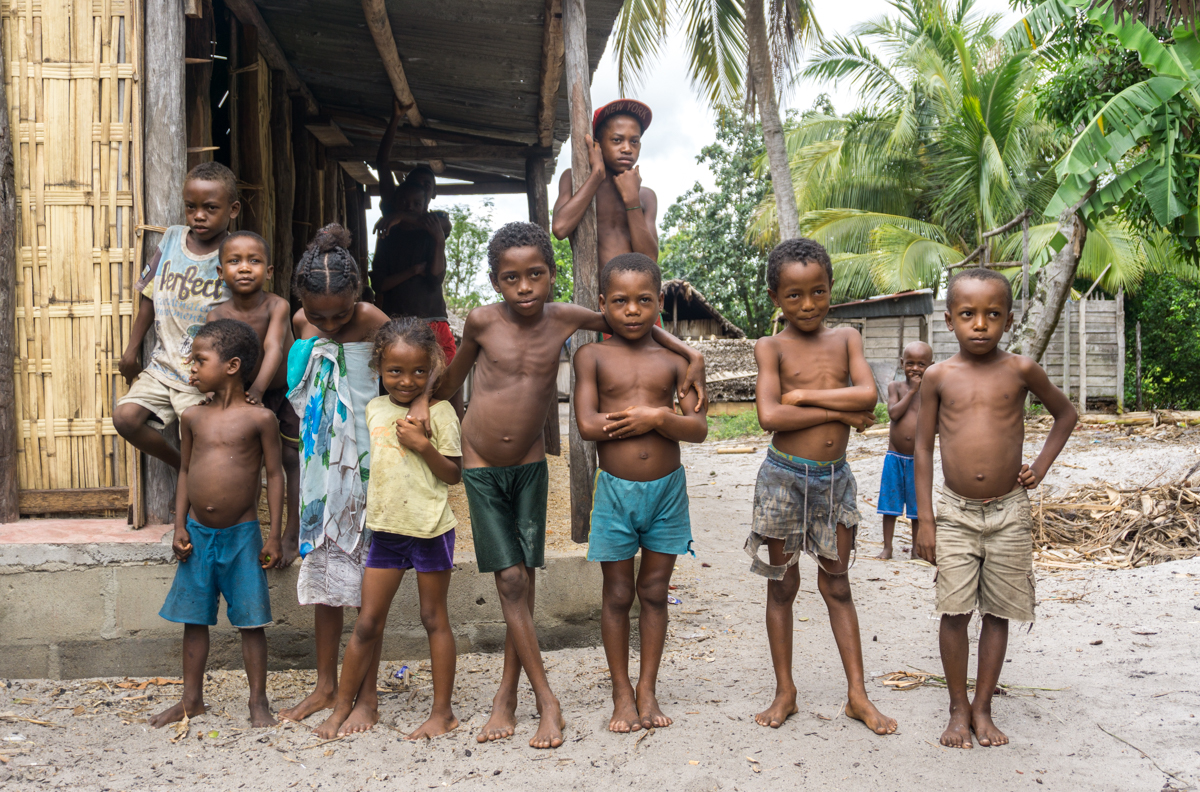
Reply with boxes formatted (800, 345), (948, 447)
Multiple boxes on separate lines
(312, 705), (352, 740)
(530, 697), (565, 749)
(406, 713), (458, 740)
(476, 691), (517, 743)
(608, 686), (641, 733)
(279, 686), (336, 723)
(874, 547), (893, 560)
(148, 699), (205, 728)
(845, 692), (897, 735)
(248, 697), (277, 728)
(754, 689), (798, 728)
(971, 708), (1008, 747)
(636, 688), (672, 729)
(337, 701), (379, 736)
(940, 706), (973, 748)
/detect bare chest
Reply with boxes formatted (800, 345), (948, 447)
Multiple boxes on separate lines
(777, 345), (850, 391)
(938, 377), (1026, 426)
(596, 351), (676, 409)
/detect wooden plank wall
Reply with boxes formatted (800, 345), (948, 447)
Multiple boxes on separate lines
(3, 0), (141, 499)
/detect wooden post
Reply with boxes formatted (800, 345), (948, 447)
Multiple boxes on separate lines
(184, 4), (214, 172)
(1116, 288), (1125, 412)
(1078, 296), (1087, 414)
(526, 155), (561, 457)
(563, 0), (598, 543)
(1021, 214), (1029, 315)
(291, 101), (313, 272)
(1135, 320), (1143, 410)
(1062, 300), (1071, 401)
(235, 23), (264, 234)
(0, 25), (19, 523)
(143, 0), (189, 524)
(270, 70), (295, 298)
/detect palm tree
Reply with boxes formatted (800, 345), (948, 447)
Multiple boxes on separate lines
(612, 0), (817, 239)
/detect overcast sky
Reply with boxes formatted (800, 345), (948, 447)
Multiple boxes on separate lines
(369, 0), (1020, 257)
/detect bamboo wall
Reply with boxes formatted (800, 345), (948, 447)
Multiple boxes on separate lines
(3, 0), (142, 504)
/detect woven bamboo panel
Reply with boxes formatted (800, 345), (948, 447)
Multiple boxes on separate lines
(3, 0), (142, 498)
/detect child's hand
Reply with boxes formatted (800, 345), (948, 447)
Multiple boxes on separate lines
(913, 523), (937, 566)
(1017, 463), (1042, 489)
(603, 405), (663, 439)
(422, 213), (445, 243)
(172, 527), (193, 562)
(261, 537), (283, 569)
(613, 165), (642, 206)
(118, 351), (142, 385)
(395, 417), (431, 452)
(278, 531), (300, 568)
(586, 134), (605, 176)
(839, 410), (876, 432)
(780, 389), (808, 407)
(246, 388), (265, 405)
(406, 401), (432, 438)
(682, 355), (707, 413)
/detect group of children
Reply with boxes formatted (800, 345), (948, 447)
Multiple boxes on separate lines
(115, 98), (1077, 754)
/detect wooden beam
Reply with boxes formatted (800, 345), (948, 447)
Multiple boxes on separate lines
(339, 160), (379, 186)
(436, 181), (527, 196)
(305, 120), (353, 149)
(291, 99), (315, 270)
(270, 70), (296, 300)
(329, 144), (550, 162)
(18, 487), (130, 515)
(0, 21), (18, 523)
(536, 0), (565, 147)
(223, 0), (319, 115)
(323, 107), (531, 146)
(360, 0), (423, 127)
(563, 0), (599, 543)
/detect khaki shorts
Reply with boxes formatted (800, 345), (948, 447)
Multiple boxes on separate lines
(117, 373), (205, 429)
(935, 486), (1036, 623)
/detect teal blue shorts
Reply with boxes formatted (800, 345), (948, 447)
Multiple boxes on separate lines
(159, 517), (273, 629)
(587, 466), (693, 562)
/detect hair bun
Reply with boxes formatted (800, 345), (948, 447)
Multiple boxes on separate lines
(311, 223), (352, 253)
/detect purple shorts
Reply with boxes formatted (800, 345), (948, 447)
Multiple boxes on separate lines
(365, 529), (455, 573)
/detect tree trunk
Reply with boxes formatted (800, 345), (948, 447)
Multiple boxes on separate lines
(745, 0), (799, 241)
(0, 21), (19, 523)
(1009, 188), (1095, 363)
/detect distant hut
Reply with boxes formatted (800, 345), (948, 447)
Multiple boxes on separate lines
(662, 280), (746, 341)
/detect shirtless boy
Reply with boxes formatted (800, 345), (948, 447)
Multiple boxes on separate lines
(552, 99), (658, 270)
(150, 319), (284, 729)
(206, 231), (300, 565)
(574, 254), (707, 734)
(435, 222), (704, 749)
(876, 342), (933, 559)
(914, 268), (1076, 749)
(747, 238), (896, 736)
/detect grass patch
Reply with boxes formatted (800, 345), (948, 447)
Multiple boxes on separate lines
(707, 410), (766, 441)
(874, 403), (890, 425)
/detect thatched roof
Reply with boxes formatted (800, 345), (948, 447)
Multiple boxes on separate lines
(689, 338), (756, 402)
(662, 279), (746, 339)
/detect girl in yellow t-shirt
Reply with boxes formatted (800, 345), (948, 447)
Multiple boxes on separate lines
(312, 317), (463, 742)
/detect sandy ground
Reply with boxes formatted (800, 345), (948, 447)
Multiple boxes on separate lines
(2, 422), (1199, 791)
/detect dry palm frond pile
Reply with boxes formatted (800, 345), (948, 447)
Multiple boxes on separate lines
(1033, 479), (1200, 570)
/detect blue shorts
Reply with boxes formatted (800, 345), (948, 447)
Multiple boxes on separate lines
(159, 517), (273, 629)
(587, 466), (693, 562)
(877, 451), (917, 518)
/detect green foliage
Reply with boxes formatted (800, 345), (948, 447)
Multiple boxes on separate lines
(1124, 274), (1200, 409)
(443, 202), (494, 313)
(659, 112), (775, 337)
(873, 402), (890, 425)
(707, 409), (765, 440)
(550, 232), (575, 305)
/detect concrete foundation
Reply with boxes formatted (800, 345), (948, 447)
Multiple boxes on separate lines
(0, 521), (606, 680)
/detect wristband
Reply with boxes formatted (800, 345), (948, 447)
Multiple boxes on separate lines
(625, 205), (643, 212)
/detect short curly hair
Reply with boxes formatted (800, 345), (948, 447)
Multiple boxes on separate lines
(195, 319), (259, 387)
(946, 267), (1014, 313)
(600, 252), (661, 295)
(487, 221), (556, 276)
(767, 238), (833, 292)
(218, 229), (271, 264)
(185, 161), (239, 205)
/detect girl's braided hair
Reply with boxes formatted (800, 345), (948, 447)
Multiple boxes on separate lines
(292, 223), (362, 299)
(370, 316), (447, 381)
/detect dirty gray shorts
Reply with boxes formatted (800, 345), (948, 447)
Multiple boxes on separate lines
(745, 447), (860, 580)
(935, 486), (1036, 623)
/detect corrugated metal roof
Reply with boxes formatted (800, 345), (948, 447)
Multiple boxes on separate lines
(253, 0), (623, 184)
(827, 289), (935, 319)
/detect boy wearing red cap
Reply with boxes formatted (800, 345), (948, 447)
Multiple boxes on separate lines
(552, 99), (658, 271)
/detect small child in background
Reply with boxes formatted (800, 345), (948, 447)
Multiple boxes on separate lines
(314, 318), (462, 740)
(876, 341), (933, 559)
(277, 225), (391, 732)
(205, 230), (301, 565)
(573, 254), (707, 734)
(150, 318), (284, 729)
(914, 268), (1076, 749)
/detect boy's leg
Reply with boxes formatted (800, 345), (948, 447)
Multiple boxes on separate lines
(634, 549), (677, 729)
(112, 402), (182, 470)
(817, 523), (897, 735)
(491, 564), (564, 749)
(280, 444), (301, 565)
(599, 559), (639, 733)
(971, 614), (1010, 747)
(149, 624), (208, 727)
(908, 519), (919, 556)
(280, 604), (343, 722)
(939, 612), (974, 748)
(876, 515), (896, 560)
(314, 568), (404, 738)
(476, 570), (529, 744)
(240, 627), (276, 727)
(756, 537), (801, 727)
(407, 569), (459, 740)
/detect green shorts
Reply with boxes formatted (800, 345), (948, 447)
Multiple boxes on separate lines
(462, 460), (548, 574)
